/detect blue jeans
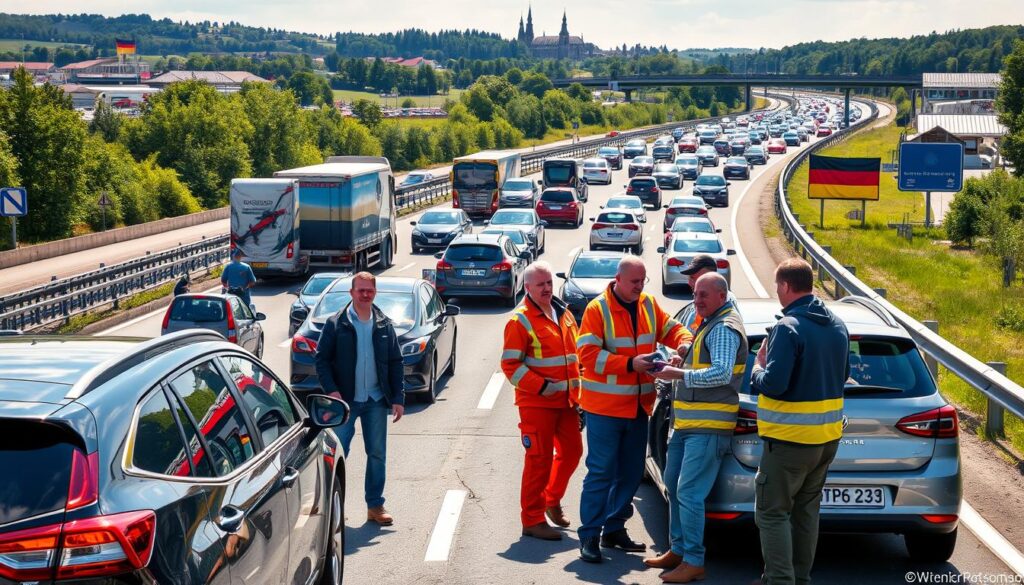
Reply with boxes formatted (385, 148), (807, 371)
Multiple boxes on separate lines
(336, 398), (389, 509)
(578, 410), (648, 539)
(663, 432), (729, 566)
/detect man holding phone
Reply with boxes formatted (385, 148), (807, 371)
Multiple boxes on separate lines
(575, 256), (692, 563)
(646, 273), (747, 583)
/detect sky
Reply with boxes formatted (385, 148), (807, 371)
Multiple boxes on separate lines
(2, 0), (1022, 51)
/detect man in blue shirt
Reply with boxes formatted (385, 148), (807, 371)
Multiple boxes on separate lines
(221, 249), (257, 307)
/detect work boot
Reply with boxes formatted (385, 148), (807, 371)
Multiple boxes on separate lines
(644, 550), (683, 569)
(545, 505), (570, 528)
(601, 529), (646, 552)
(522, 522), (562, 541)
(579, 536), (602, 563)
(661, 563), (706, 583)
(367, 506), (394, 526)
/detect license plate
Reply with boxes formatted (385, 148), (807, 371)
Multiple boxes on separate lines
(606, 232), (623, 238)
(427, 238), (443, 244)
(820, 486), (886, 508)
(548, 205), (562, 210)
(250, 262), (268, 269)
(460, 269), (485, 277)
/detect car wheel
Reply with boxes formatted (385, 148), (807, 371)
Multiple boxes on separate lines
(904, 529), (957, 562)
(255, 335), (264, 359)
(539, 234), (546, 254)
(318, 479), (344, 585)
(380, 237), (394, 269)
(662, 280), (670, 295)
(504, 288), (518, 308)
(445, 330), (457, 377)
(421, 354), (438, 404)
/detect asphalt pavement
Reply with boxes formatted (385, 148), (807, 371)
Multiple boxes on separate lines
(97, 100), (1019, 584)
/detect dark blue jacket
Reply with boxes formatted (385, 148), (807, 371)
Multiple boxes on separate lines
(314, 303), (405, 406)
(751, 295), (849, 403)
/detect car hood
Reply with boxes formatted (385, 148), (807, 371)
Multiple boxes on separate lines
(501, 189), (533, 197)
(416, 223), (461, 233)
(694, 184), (727, 191)
(567, 277), (614, 297)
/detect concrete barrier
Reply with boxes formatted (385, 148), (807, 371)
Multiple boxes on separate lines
(0, 207), (229, 270)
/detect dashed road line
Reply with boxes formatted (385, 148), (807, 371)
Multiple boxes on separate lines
(476, 372), (506, 410)
(396, 262), (416, 272)
(424, 489), (467, 562)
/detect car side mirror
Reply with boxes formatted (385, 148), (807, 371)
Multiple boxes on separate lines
(662, 204), (669, 209)
(657, 246), (666, 254)
(706, 205), (713, 210)
(255, 312), (267, 321)
(716, 228), (722, 233)
(306, 394), (350, 428)
(433, 252), (444, 259)
(519, 251), (532, 260)
(555, 271), (567, 279)
(289, 288), (301, 296)
(443, 304), (461, 317)
(540, 220), (549, 226)
(483, 220), (490, 225)
(599, 205), (605, 209)
(726, 182), (732, 186)
(410, 221), (417, 226)
(727, 249), (737, 256)
(589, 217), (595, 221)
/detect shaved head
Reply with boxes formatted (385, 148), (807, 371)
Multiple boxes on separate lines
(613, 254), (647, 303)
(524, 261), (554, 310)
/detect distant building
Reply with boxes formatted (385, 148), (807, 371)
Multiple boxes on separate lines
(378, 57), (440, 69)
(912, 114), (1007, 168)
(146, 70), (270, 92)
(0, 61), (59, 84)
(62, 58), (151, 85)
(921, 73), (1000, 114)
(517, 8), (597, 60)
(61, 84), (103, 108)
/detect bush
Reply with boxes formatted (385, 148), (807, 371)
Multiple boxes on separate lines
(944, 189), (985, 246)
(996, 303), (1024, 332)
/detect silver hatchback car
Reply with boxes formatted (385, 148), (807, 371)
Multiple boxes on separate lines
(646, 297), (962, 562)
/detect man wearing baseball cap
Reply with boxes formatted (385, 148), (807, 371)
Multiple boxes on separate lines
(679, 255), (735, 335)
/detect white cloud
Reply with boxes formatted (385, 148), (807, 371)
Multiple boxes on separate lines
(1, 0), (1021, 50)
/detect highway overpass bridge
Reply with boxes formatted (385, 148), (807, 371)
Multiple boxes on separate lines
(552, 73), (924, 126)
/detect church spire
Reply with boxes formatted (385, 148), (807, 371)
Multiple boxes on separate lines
(559, 10), (569, 37)
(517, 16), (525, 42)
(525, 5), (534, 42)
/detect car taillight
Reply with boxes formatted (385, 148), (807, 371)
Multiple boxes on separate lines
(921, 514), (958, 524)
(698, 208), (707, 215)
(286, 241), (294, 259)
(705, 511), (743, 520)
(225, 301), (237, 344)
(734, 407), (758, 435)
(0, 510), (156, 581)
(566, 201), (578, 208)
(292, 334), (318, 354)
(437, 259), (453, 271)
(626, 187), (634, 193)
(622, 224), (639, 231)
(161, 305), (172, 330)
(896, 405), (959, 438)
(492, 261), (513, 272)
(716, 259), (730, 269)
(593, 223), (611, 230)
(451, 193), (460, 208)
(667, 257), (685, 267)
(67, 450), (99, 511)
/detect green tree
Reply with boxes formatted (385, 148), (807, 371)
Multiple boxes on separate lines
(503, 67), (524, 86)
(401, 97), (416, 109)
(287, 71), (334, 106)
(944, 186), (985, 246)
(519, 72), (554, 99)
(463, 84), (495, 121)
(0, 130), (20, 249)
(89, 99), (122, 142)
(352, 99), (383, 128)
(306, 107), (382, 157)
(564, 82), (592, 102)
(505, 93), (546, 139)
(403, 125), (434, 167)
(237, 82), (319, 176)
(997, 39), (1024, 174)
(541, 89), (576, 130)
(374, 122), (408, 170)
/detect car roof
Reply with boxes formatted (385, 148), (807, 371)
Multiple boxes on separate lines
(608, 195), (642, 203)
(493, 208), (535, 214)
(575, 250), (627, 260)
(450, 233), (507, 245)
(669, 196), (706, 205)
(672, 217), (714, 227)
(325, 275), (421, 294)
(716, 298), (910, 339)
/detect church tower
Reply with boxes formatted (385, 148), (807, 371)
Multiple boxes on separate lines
(517, 16), (525, 43)
(525, 5), (534, 43)
(558, 10), (569, 59)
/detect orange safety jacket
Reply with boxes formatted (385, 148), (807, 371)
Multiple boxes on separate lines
(501, 295), (582, 409)
(576, 284), (691, 418)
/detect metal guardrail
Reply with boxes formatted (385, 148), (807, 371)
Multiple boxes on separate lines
(773, 97), (1024, 431)
(3, 100), (792, 332)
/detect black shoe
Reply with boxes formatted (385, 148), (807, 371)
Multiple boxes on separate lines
(579, 536), (602, 563)
(600, 529), (647, 552)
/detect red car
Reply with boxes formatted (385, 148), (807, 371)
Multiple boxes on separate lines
(677, 137), (699, 153)
(816, 125), (834, 137)
(766, 138), (788, 154)
(606, 130), (620, 137)
(536, 188), (584, 227)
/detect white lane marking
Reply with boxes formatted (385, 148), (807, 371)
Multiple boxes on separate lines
(567, 245), (582, 258)
(96, 284), (222, 336)
(278, 338), (292, 348)
(477, 372), (506, 410)
(396, 262), (416, 272)
(728, 158), (772, 299)
(424, 490), (468, 562)
(962, 501), (1024, 577)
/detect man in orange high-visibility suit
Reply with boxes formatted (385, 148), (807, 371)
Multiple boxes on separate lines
(576, 255), (692, 563)
(502, 261), (584, 541)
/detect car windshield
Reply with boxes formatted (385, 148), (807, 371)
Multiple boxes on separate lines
(541, 190), (574, 203)
(672, 220), (715, 233)
(543, 163), (574, 183)
(598, 147), (619, 155)
(632, 157), (654, 165)
(490, 210), (533, 225)
(672, 238), (723, 253)
(626, 140), (645, 147)
(584, 160), (606, 168)
(676, 158), (698, 166)
(597, 212), (634, 224)
(484, 229), (526, 245)
(301, 275), (341, 296)
(452, 162), (497, 190)
(697, 146), (715, 154)
(445, 244), (504, 262)
(630, 179), (656, 189)
(169, 297), (226, 323)
(696, 175), (726, 186)
(570, 256), (620, 278)
(654, 164), (677, 173)
(727, 157), (747, 165)
(748, 147), (764, 154)
(607, 198), (640, 209)
(503, 179), (533, 190)
(419, 211), (461, 225)
(313, 291), (416, 328)
(401, 174), (426, 185)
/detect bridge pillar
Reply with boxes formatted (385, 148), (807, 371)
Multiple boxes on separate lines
(624, 89), (633, 103)
(745, 84), (752, 111)
(844, 88), (851, 129)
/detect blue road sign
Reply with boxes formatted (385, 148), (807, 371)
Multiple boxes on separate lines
(0, 187), (27, 217)
(898, 143), (964, 192)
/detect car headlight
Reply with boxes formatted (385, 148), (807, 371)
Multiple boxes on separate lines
(412, 228), (422, 237)
(562, 284), (587, 303)
(402, 336), (430, 356)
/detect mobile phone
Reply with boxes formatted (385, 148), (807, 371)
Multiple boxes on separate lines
(651, 360), (669, 372)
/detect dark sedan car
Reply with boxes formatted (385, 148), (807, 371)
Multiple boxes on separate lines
(288, 271), (351, 335)
(723, 156), (752, 180)
(628, 155), (655, 178)
(556, 250), (625, 322)
(625, 176), (662, 209)
(744, 145), (769, 165)
(713, 138), (732, 157)
(597, 146), (624, 170)
(410, 209), (473, 253)
(693, 174), (731, 207)
(623, 139), (648, 158)
(0, 331), (350, 585)
(291, 276), (460, 403)
(695, 145), (720, 167)
(673, 155), (703, 180)
(652, 143), (676, 162)
(729, 137), (748, 155)
(652, 162), (683, 190)
(162, 293), (266, 357)
(435, 233), (532, 305)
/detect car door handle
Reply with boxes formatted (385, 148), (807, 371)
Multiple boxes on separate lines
(281, 466), (300, 487)
(216, 505), (246, 533)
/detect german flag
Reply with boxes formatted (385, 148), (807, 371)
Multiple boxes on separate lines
(808, 155), (880, 201)
(115, 38), (137, 56)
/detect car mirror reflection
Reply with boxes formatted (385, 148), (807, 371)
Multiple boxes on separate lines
(306, 394), (350, 428)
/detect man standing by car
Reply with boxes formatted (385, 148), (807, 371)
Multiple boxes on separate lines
(645, 273), (747, 583)
(502, 261), (584, 541)
(221, 248), (257, 307)
(677, 255), (736, 334)
(575, 256), (692, 563)
(315, 271), (405, 527)
(750, 259), (849, 585)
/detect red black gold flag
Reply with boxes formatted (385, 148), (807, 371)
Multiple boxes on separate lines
(115, 38), (137, 55)
(808, 155), (880, 201)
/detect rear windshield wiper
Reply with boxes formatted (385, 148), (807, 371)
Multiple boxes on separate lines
(844, 384), (905, 396)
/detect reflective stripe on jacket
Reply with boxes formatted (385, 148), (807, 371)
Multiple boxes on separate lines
(757, 395), (844, 444)
(673, 305), (747, 434)
(502, 296), (581, 408)
(576, 283), (691, 418)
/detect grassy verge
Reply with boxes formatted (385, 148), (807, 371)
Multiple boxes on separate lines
(0, 39), (85, 51)
(333, 88), (464, 106)
(785, 120), (1024, 453)
(56, 266), (224, 334)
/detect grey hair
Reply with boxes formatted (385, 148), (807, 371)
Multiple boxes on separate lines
(616, 254), (646, 275)
(695, 271), (728, 295)
(524, 260), (554, 283)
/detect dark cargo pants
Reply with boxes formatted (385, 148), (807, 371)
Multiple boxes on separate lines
(754, 438), (839, 585)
